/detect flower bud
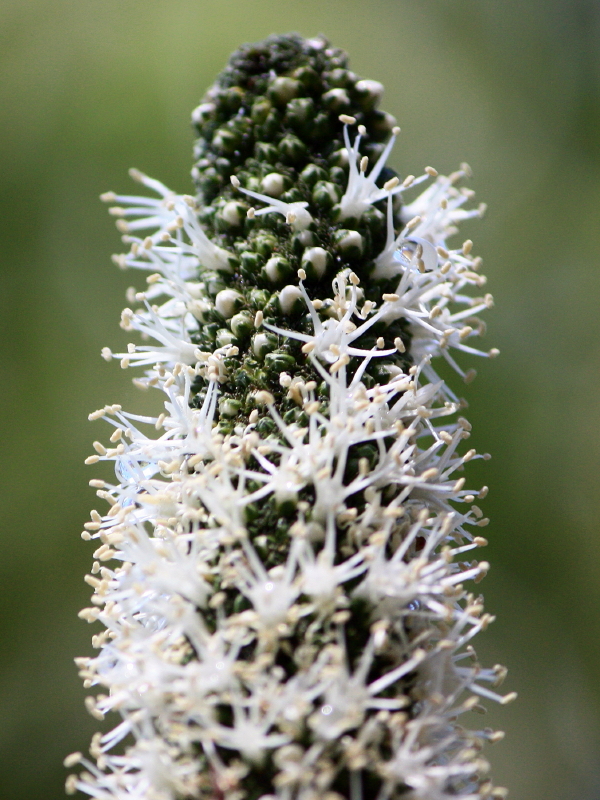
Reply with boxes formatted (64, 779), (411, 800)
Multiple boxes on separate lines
(301, 246), (332, 280)
(215, 288), (243, 318)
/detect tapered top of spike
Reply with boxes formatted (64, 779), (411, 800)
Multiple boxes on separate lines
(191, 33), (398, 209)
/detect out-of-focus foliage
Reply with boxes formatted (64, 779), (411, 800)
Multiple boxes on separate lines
(0, 1), (598, 799)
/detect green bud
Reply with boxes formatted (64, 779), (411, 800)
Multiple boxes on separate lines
(212, 127), (242, 155)
(251, 97), (272, 124)
(265, 351), (297, 373)
(312, 180), (341, 210)
(194, 166), (222, 199)
(311, 112), (333, 141)
(300, 163), (328, 188)
(255, 416), (276, 436)
(291, 65), (319, 90)
(255, 142), (279, 164)
(329, 166), (347, 186)
(361, 206), (385, 233)
(278, 285), (304, 315)
(191, 102), (216, 127)
(291, 229), (317, 257)
(263, 256), (292, 284)
(252, 233), (278, 257)
(240, 251), (264, 278)
(218, 86), (244, 112)
(252, 332), (277, 359)
(256, 110), (281, 141)
(218, 397), (242, 418)
(218, 201), (247, 230)
(275, 493), (298, 517)
(370, 110), (398, 138)
(285, 97), (316, 134)
(321, 88), (351, 112)
(268, 76), (300, 106)
(278, 133), (308, 166)
(248, 288), (270, 309)
(215, 328), (237, 348)
(203, 273), (226, 297)
(333, 229), (364, 259)
(329, 148), (349, 168)
(230, 311), (254, 340)
(355, 79), (384, 111)
(215, 289), (243, 318)
(301, 246), (332, 280)
(326, 68), (357, 88)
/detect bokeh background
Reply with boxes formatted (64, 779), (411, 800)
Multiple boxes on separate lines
(1, 1), (599, 798)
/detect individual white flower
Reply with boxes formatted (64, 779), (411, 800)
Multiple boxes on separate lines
(337, 119), (429, 220)
(230, 175), (314, 232)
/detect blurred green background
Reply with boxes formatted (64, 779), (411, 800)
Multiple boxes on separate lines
(1, 1), (599, 798)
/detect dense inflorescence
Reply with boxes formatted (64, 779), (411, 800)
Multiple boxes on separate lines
(68, 34), (512, 800)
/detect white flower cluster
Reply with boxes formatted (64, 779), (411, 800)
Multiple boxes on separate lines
(68, 122), (513, 800)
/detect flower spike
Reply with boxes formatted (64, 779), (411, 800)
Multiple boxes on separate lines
(72, 33), (511, 800)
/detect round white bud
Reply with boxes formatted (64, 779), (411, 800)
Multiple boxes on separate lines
(191, 103), (216, 124)
(215, 289), (243, 318)
(279, 285), (303, 314)
(336, 230), (363, 255)
(261, 173), (285, 198)
(301, 247), (330, 279)
(252, 333), (270, 357)
(356, 79), (384, 103)
(220, 201), (244, 227)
